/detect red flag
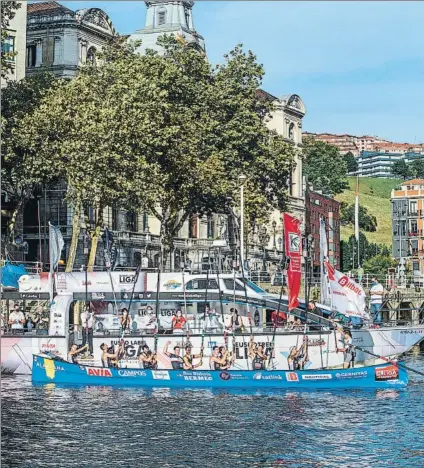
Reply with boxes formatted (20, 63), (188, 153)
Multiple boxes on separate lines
(283, 213), (302, 311)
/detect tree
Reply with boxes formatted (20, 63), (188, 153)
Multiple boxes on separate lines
(1, 73), (58, 248)
(392, 159), (411, 179)
(18, 38), (297, 270)
(363, 254), (396, 277)
(303, 137), (348, 195)
(344, 151), (358, 174)
(1, 1), (21, 79)
(340, 202), (377, 232)
(409, 159), (424, 179)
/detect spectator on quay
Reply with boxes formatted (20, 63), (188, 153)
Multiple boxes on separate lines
(143, 307), (157, 334)
(293, 317), (303, 331)
(67, 344), (88, 363)
(271, 309), (287, 328)
(369, 277), (384, 326)
(163, 340), (184, 369)
(80, 305), (94, 358)
(138, 344), (157, 369)
(357, 266), (364, 283)
(8, 304), (26, 331)
(30, 305), (50, 331)
(172, 310), (186, 334)
(204, 308), (222, 332)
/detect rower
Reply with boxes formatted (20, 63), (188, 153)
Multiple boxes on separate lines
(163, 340), (184, 369)
(249, 336), (267, 370)
(67, 344), (88, 364)
(183, 345), (202, 370)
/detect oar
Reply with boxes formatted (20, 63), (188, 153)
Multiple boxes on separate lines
(353, 344), (424, 378)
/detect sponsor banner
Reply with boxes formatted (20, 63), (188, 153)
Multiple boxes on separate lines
(152, 370), (170, 380)
(375, 365), (399, 381)
(253, 372), (283, 381)
(335, 371), (368, 380)
(117, 370), (146, 377)
(283, 213), (302, 311)
(55, 272), (146, 294)
(285, 372), (299, 382)
(178, 371), (213, 381)
(301, 374), (332, 380)
(18, 273), (50, 293)
(324, 261), (369, 320)
(85, 367), (112, 377)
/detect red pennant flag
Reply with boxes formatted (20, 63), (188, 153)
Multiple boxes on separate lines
(283, 213), (302, 311)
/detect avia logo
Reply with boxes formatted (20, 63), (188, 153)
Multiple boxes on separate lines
(86, 367), (112, 377)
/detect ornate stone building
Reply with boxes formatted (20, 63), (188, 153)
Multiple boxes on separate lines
(128, 0), (205, 55)
(26, 2), (116, 79)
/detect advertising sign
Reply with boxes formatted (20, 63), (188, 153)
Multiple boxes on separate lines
(55, 272), (146, 294)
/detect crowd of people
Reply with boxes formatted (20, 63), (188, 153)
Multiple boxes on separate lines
(3, 303), (50, 333)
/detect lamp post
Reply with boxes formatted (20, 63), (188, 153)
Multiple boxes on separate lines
(238, 174), (247, 270)
(272, 220), (277, 251)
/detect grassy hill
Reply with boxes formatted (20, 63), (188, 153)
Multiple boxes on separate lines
(335, 177), (402, 247)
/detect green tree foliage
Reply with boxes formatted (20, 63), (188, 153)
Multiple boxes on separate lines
(18, 38), (297, 269)
(303, 137), (348, 195)
(408, 159), (424, 179)
(391, 159), (411, 179)
(341, 232), (390, 271)
(363, 254), (397, 277)
(344, 151), (358, 174)
(1, 1), (21, 79)
(340, 202), (377, 232)
(1, 72), (58, 243)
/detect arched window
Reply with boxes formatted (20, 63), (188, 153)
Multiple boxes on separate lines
(158, 9), (166, 26)
(288, 122), (295, 141)
(86, 46), (96, 65)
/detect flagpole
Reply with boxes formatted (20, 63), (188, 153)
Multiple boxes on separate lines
(355, 176), (360, 270)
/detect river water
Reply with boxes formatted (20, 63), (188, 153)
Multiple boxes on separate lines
(2, 353), (424, 468)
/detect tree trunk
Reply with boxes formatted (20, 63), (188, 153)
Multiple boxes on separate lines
(7, 198), (25, 244)
(65, 201), (81, 272)
(87, 205), (104, 272)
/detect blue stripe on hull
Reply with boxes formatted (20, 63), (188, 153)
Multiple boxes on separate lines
(31, 355), (408, 390)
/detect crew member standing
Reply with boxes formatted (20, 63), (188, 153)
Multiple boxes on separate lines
(80, 305), (94, 358)
(369, 277), (384, 326)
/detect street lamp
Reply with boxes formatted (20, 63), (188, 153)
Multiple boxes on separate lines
(272, 220), (277, 251)
(238, 174), (247, 270)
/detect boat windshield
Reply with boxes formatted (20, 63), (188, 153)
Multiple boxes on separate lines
(240, 278), (266, 294)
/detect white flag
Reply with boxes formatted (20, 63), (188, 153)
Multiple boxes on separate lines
(319, 218), (331, 306)
(324, 260), (369, 320)
(48, 222), (64, 303)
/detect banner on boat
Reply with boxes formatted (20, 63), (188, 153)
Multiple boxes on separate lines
(324, 261), (369, 320)
(283, 213), (302, 311)
(54, 272), (146, 294)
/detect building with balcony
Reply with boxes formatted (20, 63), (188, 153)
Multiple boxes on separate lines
(391, 179), (424, 275)
(1, 1), (27, 88)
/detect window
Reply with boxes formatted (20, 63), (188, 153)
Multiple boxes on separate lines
(223, 279), (245, 291)
(207, 215), (214, 239)
(186, 279), (218, 290)
(27, 44), (36, 67)
(2, 36), (15, 56)
(86, 47), (96, 65)
(189, 215), (198, 238)
(158, 10), (166, 25)
(409, 201), (417, 215)
(126, 211), (137, 232)
(410, 220), (418, 234)
(288, 123), (295, 140)
(142, 212), (149, 232)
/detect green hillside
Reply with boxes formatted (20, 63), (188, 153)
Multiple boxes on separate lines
(335, 177), (402, 247)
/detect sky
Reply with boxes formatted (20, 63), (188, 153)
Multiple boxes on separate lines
(60, 1), (424, 143)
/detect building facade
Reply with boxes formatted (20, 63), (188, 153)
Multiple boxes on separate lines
(305, 190), (341, 271)
(391, 179), (424, 276)
(26, 2), (116, 79)
(128, 0), (205, 55)
(1, 1), (27, 87)
(356, 151), (424, 178)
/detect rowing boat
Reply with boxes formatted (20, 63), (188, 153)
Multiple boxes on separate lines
(32, 354), (408, 390)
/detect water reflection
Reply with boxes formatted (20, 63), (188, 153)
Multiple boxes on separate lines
(2, 354), (424, 467)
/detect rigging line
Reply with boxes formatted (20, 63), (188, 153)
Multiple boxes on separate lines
(120, 263), (142, 342)
(377, 331), (397, 350)
(204, 247), (210, 321)
(353, 344), (424, 378)
(12, 344), (32, 372)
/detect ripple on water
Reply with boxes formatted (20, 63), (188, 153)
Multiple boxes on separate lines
(2, 355), (424, 468)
